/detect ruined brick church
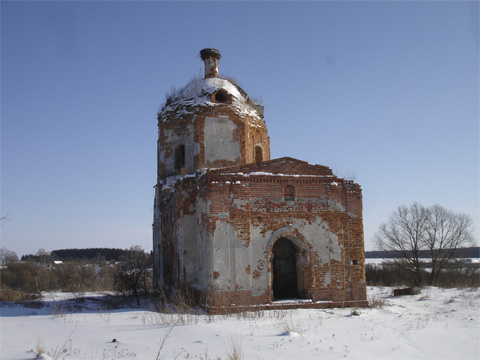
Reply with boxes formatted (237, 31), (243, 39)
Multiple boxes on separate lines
(153, 49), (367, 312)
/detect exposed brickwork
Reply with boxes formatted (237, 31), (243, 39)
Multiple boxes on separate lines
(154, 158), (367, 311)
(153, 52), (366, 313)
(157, 105), (270, 180)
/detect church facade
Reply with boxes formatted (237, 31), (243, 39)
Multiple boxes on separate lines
(153, 49), (367, 312)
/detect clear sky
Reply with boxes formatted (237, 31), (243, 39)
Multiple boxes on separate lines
(1, 0), (478, 257)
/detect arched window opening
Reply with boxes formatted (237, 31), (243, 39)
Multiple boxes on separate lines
(272, 238), (298, 299)
(214, 90), (228, 103)
(174, 145), (185, 171)
(284, 185), (295, 201)
(255, 145), (263, 163)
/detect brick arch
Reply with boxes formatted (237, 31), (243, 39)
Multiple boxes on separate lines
(266, 227), (312, 301)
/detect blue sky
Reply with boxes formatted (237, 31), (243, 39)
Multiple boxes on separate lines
(1, 0), (478, 256)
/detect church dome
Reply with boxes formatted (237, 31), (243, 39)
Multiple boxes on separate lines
(159, 49), (264, 122)
(156, 49), (270, 180)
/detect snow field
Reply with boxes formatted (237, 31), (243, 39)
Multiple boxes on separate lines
(1, 287), (479, 359)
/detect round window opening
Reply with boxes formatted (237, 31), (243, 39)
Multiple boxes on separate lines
(214, 90), (228, 103)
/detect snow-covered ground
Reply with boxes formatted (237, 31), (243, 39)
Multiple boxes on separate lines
(1, 287), (479, 359)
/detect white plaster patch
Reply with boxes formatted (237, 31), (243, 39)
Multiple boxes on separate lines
(212, 220), (234, 249)
(194, 197), (211, 289)
(204, 117), (240, 164)
(211, 220), (233, 289)
(182, 214), (197, 283)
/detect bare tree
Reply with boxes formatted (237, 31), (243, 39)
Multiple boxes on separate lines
(375, 203), (429, 286)
(113, 246), (153, 305)
(54, 262), (80, 291)
(0, 247), (19, 265)
(375, 203), (476, 286)
(36, 248), (51, 266)
(424, 204), (475, 285)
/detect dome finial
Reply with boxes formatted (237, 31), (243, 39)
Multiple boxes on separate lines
(200, 48), (221, 78)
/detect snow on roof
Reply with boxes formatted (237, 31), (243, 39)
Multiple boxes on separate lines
(160, 168), (338, 191)
(218, 171), (336, 178)
(159, 170), (208, 192)
(159, 76), (262, 121)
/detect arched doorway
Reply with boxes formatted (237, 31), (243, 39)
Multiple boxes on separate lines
(272, 237), (298, 299)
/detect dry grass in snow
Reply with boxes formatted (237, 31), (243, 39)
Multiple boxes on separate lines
(0, 287), (479, 359)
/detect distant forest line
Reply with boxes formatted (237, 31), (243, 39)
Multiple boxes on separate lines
(19, 246), (479, 262)
(365, 247), (479, 259)
(21, 248), (141, 262)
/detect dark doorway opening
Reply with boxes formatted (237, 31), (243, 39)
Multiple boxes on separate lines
(273, 237), (298, 299)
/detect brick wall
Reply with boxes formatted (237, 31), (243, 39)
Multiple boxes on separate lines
(154, 161), (367, 311)
(157, 104), (269, 180)
(153, 86), (366, 312)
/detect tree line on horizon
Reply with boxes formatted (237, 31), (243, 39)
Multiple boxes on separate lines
(1, 246), (152, 303)
(365, 247), (479, 259)
(18, 246), (479, 262)
(20, 247), (134, 262)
